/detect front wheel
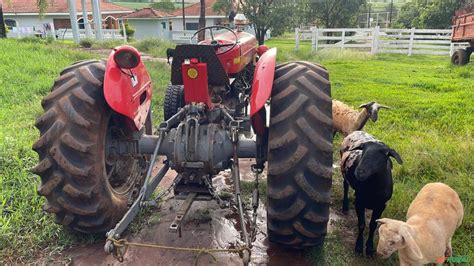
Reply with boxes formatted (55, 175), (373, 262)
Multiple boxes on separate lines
(451, 49), (470, 65)
(266, 62), (333, 248)
(32, 60), (150, 233)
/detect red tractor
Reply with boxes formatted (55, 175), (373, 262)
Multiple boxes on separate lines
(33, 25), (333, 262)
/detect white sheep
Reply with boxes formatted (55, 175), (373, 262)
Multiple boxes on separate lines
(332, 100), (390, 136)
(376, 182), (464, 265)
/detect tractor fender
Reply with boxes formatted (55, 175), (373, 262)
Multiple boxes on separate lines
(104, 46), (152, 130)
(250, 47), (277, 134)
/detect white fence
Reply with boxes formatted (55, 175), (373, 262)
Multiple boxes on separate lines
(56, 28), (125, 41)
(295, 27), (470, 56)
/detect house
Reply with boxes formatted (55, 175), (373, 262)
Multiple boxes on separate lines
(167, 0), (226, 31)
(3, 0), (132, 38)
(121, 0), (227, 42)
(120, 8), (172, 40)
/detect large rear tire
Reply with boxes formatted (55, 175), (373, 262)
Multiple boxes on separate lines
(32, 60), (149, 233)
(267, 62), (333, 248)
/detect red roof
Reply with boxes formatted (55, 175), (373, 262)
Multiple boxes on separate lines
(169, 0), (221, 17)
(3, 0), (132, 13)
(122, 8), (172, 19)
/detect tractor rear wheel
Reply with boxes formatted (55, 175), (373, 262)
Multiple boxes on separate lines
(451, 49), (470, 65)
(163, 84), (184, 120)
(267, 61), (333, 248)
(32, 60), (150, 233)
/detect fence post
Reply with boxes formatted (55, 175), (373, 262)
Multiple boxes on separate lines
(449, 43), (455, 56)
(371, 26), (380, 54)
(295, 28), (300, 50)
(341, 29), (346, 49)
(408, 27), (415, 56)
(312, 28), (319, 52)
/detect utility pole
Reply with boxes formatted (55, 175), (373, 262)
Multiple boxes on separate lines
(92, 0), (103, 41)
(182, 0), (186, 31)
(389, 0), (394, 27)
(67, 0), (80, 43)
(198, 0), (205, 41)
(0, 4), (6, 38)
(367, 4), (371, 28)
(81, 0), (92, 37)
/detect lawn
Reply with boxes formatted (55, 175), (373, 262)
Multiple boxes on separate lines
(0, 37), (473, 264)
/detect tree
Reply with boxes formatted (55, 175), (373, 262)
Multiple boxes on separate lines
(0, 4), (6, 38)
(396, 0), (470, 29)
(305, 0), (367, 28)
(213, 0), (233, 15)
(240, 0), (296, 45)
(151, 0), (176, 12)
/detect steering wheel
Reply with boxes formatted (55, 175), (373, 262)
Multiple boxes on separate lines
(191, 25), (238, 55)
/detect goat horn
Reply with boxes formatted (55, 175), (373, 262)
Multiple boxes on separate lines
(358, 101), (375, 109)
(376, 104), (391, 110)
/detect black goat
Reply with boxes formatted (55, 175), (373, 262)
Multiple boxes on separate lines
(340, 131), (403, 257)
(166, 48), (174, 64)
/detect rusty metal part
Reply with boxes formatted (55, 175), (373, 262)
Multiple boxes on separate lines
(169, 192), (197, 237)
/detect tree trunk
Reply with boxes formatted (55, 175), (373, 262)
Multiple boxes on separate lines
(0, 4), (6, 38)
(198, 0), (206, 41)
(256, 27), (266, 45)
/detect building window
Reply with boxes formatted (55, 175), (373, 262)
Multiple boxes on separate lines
(5, 19), (17, 30)
(78, 18), (85, 29)
(169, 21), (172, 31)
(185, 22), (199, 31)
(161, 22), (166, 29)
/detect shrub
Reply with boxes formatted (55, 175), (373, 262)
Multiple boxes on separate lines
(120, 23), (135, 41)
(79, 38), (94, 48)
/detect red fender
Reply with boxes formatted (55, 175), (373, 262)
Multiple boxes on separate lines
(104, 46), (152, 130)
(250, 47), (277, 135)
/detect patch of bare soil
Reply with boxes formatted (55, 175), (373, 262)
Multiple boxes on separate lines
(63, 159), (343, 265)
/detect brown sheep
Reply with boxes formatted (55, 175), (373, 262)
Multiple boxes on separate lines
(376, 182), (464, 265)
(332, 100), (390, 136)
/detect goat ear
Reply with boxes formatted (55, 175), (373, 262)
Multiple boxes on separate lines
(376, 218), (391, 225)
(387, 149), (403, 165)
(401, 225), (423, 260)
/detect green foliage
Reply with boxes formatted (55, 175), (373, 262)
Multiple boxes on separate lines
(120, 23), (135, 40)
(130, 37), (175, 58)
(240, 0), (296, 44)
(212, 0), (232, 15)
(395, 0), (470, 29)
(305, 0), (367, 28)
(151, 0), (176, 11)
(79, 38), (94, 48)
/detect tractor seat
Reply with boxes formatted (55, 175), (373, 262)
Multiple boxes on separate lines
(171, 44), (229, 86)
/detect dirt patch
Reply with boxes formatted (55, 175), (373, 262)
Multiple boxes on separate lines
(63, 159), (344, 265)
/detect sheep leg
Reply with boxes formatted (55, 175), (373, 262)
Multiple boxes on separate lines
(366, 205), (386, 257)
(342, 178), (349, 214)
(355, 200), (365, 255)
(445, 238), (452, 257)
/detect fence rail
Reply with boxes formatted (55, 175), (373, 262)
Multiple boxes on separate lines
(295, 27), (470, 56)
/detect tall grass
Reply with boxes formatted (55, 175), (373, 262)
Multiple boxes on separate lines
(0, 39), (170, 262)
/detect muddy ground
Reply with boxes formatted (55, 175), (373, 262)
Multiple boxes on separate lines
(62, 159), (347, 266)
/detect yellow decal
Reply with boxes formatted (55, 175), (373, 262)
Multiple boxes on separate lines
(187, 68), (199, 79)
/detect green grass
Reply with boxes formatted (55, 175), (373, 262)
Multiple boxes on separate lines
(0, 38), (169, 263)
(265, 39), (474, 264)
(0, 37), (473, 264)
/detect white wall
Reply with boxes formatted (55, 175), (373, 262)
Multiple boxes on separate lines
(3, 15), (61, 30)
(169, 17), (223, 31)
(127, 19), (169, 40)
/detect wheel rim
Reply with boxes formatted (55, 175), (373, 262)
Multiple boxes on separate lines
(104, 114), (144, 195)
(454, 54), (460, 64)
